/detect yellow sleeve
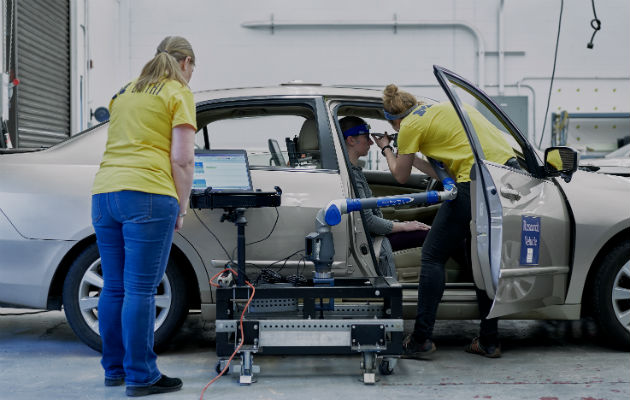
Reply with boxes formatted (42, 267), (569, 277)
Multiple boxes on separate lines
(169, 87), (197, 130)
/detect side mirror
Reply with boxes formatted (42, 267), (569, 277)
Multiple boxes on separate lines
(544, 146), (579, 183)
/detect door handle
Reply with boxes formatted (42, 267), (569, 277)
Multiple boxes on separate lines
(500, 186), (521, 201)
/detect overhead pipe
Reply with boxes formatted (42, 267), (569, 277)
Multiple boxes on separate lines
(242, 15), (487, 89)
(498, 0), (505, 95)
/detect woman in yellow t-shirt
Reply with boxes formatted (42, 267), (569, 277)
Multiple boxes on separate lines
(91, 36), (196, 396)
(373, 84), (518, 361)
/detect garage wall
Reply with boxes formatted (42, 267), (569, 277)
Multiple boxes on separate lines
(86, 0), (630, 147)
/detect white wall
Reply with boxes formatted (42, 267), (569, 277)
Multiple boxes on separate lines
(86, 0), (630, 147)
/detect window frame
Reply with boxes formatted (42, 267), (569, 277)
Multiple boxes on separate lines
(195, 96), (339, 172)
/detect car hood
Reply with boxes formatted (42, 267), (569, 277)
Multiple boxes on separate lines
(558, 169), (630, 235)
(580, 157), (630, 168)
(580, 157), (630, 176)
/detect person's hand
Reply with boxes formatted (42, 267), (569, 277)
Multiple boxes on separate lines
(175, 215), (185, 232)
(398, 220), (431, 232)
(372, 132), (392, 150)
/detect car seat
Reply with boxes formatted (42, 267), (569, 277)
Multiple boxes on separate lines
(296, 119), (321, 168)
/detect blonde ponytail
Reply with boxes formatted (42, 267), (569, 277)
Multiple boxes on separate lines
(134, 36), (195, 93)
(382, 84), (421, 115)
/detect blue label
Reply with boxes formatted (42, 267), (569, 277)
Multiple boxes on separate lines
(412, 104), (433, 117)
(520, 216), (541, 265)
(376, 197), (413, 208)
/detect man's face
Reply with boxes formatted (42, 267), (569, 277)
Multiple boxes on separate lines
(353, 133), (374, 156)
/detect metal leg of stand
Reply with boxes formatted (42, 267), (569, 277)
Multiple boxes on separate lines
(239, 350), (258, 385)
(360, 352), (377, 384)
(235, 208), (247, 286)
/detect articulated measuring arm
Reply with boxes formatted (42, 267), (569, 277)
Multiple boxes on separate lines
(306, 159), (457, 279)
(323, 160), (457, 227)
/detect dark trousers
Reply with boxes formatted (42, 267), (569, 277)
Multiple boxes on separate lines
(387, 229), (429, 252)
(413, 182), (498, 346)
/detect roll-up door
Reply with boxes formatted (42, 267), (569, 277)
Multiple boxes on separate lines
(10, 0), (71, 148)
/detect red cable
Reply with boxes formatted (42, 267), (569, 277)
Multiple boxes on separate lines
(200, 268), (256, 400)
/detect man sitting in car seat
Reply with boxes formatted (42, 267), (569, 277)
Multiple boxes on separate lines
(339, 116), (430, 277)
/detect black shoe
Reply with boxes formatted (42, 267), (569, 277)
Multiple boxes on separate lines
(401, 333), (436, 359)
(126, 375), (183, 397)
(104, 377), (125, 387)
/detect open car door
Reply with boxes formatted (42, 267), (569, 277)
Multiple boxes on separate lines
(434, 66), (572, 319)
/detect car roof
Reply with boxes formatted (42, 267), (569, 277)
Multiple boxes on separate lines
(193, 84), (384, 103)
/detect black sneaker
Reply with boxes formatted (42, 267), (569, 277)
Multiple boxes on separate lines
(104, 377), (125, 386)
(401, 333), (436, 359)
(125, 375), (183, 397)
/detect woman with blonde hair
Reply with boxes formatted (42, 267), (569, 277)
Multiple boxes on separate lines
(92, 36), (196, 396)
(374, 84), (518, 360)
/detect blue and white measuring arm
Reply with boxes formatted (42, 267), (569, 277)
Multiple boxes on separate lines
(323, 157), (457, 226)
(323, 179), (457, 227)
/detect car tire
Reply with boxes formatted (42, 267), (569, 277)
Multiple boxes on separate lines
(591, 241), (630, 350)
(62, 243), (189, 352)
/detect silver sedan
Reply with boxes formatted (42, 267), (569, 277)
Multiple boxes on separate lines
(1, 66), (628, 352)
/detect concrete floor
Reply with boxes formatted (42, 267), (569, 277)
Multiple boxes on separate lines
(0, 308), (628, 400)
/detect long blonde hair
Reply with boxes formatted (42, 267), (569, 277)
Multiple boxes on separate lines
(134, 36), (195, 93)
(382, 84), (423, 115)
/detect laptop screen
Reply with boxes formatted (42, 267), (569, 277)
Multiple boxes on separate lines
(192, 150), (253, 191)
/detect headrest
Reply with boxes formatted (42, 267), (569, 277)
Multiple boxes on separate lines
(298, 119), (319, 151)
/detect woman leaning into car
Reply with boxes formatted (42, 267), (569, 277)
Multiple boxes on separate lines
(373, 84), (519, 360)
(91, 36), (196, 397)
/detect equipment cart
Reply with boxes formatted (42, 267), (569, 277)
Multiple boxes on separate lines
(215, 276), (403, 384)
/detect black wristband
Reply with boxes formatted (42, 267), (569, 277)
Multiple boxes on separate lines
(381, 145), (393, 156)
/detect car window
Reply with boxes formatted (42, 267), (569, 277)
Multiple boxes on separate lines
(446, 85), (532, 173)
(196, 109), (323, 169)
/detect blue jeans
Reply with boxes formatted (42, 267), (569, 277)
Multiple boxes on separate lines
(92, 191), (178, 386)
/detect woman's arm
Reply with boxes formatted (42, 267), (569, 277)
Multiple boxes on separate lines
(412, 155), (439, 180)
(374, 134), (438, 182)
(170, 124), (196, 231)
(381, 148), (415, 183)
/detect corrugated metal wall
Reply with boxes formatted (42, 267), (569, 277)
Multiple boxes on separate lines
(12, 0), (70, 148)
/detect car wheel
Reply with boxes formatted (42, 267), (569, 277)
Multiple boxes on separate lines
(62, 243), (189, 352)
(591, 241), (630, 350)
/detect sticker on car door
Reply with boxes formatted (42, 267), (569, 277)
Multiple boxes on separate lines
(520, 216), (540, 265)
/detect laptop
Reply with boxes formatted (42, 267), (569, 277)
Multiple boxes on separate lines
(192, 149), (253, 192)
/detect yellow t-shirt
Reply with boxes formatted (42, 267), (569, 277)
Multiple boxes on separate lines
(396, 102), (515, 182)
(92, 79), (197, 200)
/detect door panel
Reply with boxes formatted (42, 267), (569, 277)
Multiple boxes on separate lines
(477, 162), (570, 318)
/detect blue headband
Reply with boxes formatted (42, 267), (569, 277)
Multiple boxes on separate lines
(343, 124), (370, 137)
(383, 105), (416, 121)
